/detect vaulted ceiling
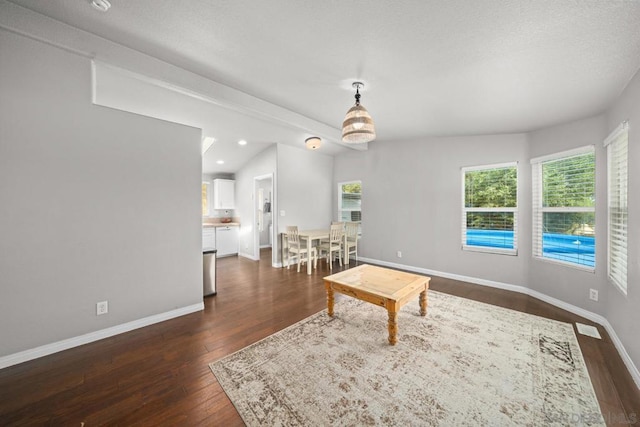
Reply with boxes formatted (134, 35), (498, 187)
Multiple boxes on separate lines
(7, 0), (640, 172)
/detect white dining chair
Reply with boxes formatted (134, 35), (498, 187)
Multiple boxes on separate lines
(344, 222), (359, 265)
(286, 226), (317, 272)
(320, 222), (344, 245)
(317, 224), (343, 270)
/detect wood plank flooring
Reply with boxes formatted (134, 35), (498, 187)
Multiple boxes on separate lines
(1, 249), (638, 426)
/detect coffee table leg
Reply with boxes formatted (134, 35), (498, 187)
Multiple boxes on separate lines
(325, 282), (334, 317)
(419, 290), (428, 316)
(388, 309), (398, 345)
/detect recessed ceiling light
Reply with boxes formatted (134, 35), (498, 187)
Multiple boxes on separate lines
(216, 160), (225, 165)
(90, 0), (111, 12)
(238, 140), (247, 146)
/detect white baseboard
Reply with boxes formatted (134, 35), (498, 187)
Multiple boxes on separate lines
(598, 319), (640, 389)
(358, 256), (640, 389)
(238, 251), (280, 266)
(238, 252), (259, 261)
(0, 302), (204, 370)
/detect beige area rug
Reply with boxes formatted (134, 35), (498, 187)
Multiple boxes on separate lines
(209, 291), (604, 426)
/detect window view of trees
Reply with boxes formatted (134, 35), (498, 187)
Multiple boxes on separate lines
(465, 167), (517, 231)
(543, 154), (595, 207)
(339, 182), (362, 222)
(465, 167), (517, 208)
(533, 149), (595, 268)
(542, 153), (595, 236)
(463, 164), (518, 253)
(342, 182), (361, 195)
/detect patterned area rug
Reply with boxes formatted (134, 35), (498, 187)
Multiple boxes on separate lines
(210, 291), (603, 426)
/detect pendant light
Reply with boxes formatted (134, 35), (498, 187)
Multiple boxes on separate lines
(342, 82), (376, 144)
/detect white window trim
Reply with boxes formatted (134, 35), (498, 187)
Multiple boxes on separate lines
(605, 120), (629, 295)
(338, 180), (362, 223)
(461, 162), (518, 256)
(531, 145), (595, 272)
(535, 256), (597, 273)
(530, 145), (594, 164)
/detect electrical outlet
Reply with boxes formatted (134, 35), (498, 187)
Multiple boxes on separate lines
(589, 289), (598, 302)
(280, 210), (286, 217)
(96, 301), (108, 315)
(397, 251), (402, 258)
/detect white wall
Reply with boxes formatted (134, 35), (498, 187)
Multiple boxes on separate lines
(277, 144), (334, 264)
(277, 143), (334, 231)
(235, 146), (277, 260)
(334, 134), (530, 287)
(235, 143), (333, 265)
(0, 30), (202, 358)
(2, 0), (637, 377)
(605, 68), (640, 367)
(333, 72), (640, 373)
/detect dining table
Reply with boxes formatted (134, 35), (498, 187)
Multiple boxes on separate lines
(297, 229), (349, 275)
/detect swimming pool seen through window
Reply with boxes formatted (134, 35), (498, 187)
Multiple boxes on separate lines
(531, 146), (596, 270)
(462, 162), (518, 255)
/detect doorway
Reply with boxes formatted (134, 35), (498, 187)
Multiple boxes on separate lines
(253, 173), (276, 266)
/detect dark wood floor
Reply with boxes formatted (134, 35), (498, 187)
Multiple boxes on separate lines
(1, 249), (638, 426)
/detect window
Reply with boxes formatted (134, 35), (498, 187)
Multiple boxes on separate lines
(202, 182), (210, 217)
(462, 163), (518, 255)
(531, 146), (595, 270)
(605, 121), (628, 294)
(338, 181), (362, 223)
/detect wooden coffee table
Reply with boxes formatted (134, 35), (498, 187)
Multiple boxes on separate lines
(323, 264), (430, 345)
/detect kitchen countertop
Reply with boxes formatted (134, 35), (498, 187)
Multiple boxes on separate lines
(203, 223), (240, 228)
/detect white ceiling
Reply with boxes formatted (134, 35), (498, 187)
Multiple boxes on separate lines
(8, 0), (640, 173)
(92, 60), (347, 174)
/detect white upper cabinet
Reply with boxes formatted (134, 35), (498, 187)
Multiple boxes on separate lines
(213, 179), (235, 209)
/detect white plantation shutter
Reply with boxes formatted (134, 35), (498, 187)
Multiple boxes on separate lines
(605, 121), (629, 294)
(531, 162), (543, 258)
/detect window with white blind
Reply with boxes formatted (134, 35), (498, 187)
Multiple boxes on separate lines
(338, 181), (362, 223)
(605, 121), (628, 294)
(531, 146), (595, 270)
(462, 162), (518, 255)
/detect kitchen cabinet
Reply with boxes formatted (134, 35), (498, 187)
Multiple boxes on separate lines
(216, 225), (239, 257)
(213, 179), (235, 209)
(203, 227), (216, 250)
